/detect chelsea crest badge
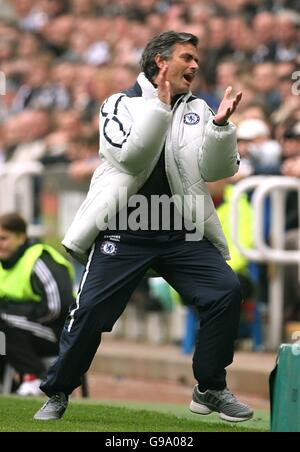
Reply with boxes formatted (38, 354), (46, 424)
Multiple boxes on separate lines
(184, 112), (200, 125)
(101, 241), (118, 255)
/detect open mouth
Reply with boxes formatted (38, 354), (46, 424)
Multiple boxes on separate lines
(183, 74), (194, 83)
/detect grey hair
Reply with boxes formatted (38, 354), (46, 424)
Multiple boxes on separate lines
(140, 31), (198, 81)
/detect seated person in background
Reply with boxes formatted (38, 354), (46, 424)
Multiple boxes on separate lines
(67, 133), (100, 182)
(207, 179), (256, 338)
(0, 213), (75, 395)
(280, 121), (300, 320)
(281, 122), (300, 179)
(282, 155), (300, 177)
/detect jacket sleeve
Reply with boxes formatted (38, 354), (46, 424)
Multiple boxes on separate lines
(31, 253), (74, 324)
(199, 106), (240, 182)
(100, 93), (172, 175)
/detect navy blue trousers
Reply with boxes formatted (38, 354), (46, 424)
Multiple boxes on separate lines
(41, 234), (242, 396)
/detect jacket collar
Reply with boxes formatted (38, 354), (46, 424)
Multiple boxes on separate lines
(0, 239), (37, 270)
(137, 73), (158, 99)
(0, 240), (30, 270)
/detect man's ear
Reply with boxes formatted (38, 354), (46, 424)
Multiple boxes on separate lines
(154, 54), (166, 69)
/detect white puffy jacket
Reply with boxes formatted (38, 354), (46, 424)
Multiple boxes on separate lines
(63, 73), (240, 260)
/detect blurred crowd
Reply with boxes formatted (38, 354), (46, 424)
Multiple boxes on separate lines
(0, 0), (299, 180)
(0, 0), (300, 329)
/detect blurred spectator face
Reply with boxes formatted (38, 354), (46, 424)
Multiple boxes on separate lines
(281, 126), (300, 158)
(69, 32), (89, 55)
(281, 156), (300, 177)
(111, 66), (138, 93)
(214, 0), (239, 13)
(89, 69), (115, 101)
(234, 78), (256, 110)
(1, 81), (18, 111)
(45, 131), (69, 156)
(17, 33), (40, 58)
(77, 18), (103, 43)
(11, 0), (34, 17)
(209, 17), (228, 49)
(0, 23), (19, 42)
(0, 40), (14, 61)
(242, 105), (267, 122)
(0, 227), (26, 261)
(139, 0), (157, 9)
(146, 13), (164, 35)
(70, 0), (95, 16)
(253, 12), (275, 45)
(232, 23), (256, 53)
(106, 16), (128, 42)
(237, 139), (250, 158)
(78, 65), (97, 85)
(253, 63), (277, 93)
(276, 61), (296, 80)
(4, 117), (22, 147)
(52, 62), (76, 89)
(165, 4), (185, 22)
(112, 38), (140, 66)
(166, 16), (186, 33)
(66, 139), (83, 161)
(26, 61), (50, 87)
(216, 61), (238, 91)
(227, 17), (248, 49)
(293, 109), (300, 122)
(42, 15), (74, 47)
(276, 14), (298, 46)
(278, 75), (294, 101)
(18, 110), (50, 142)
(39, 0), (66, 17)
(55, 111), (82, 139)
(130, 23), (152, 51)
(184, 24), (209, 54)
(188, 3), (212, 24)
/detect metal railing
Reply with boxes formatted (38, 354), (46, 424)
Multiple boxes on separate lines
(0, 162), (44, 237)
(231, 176), (300, 349)
(0, 162), (89, 238)
(3, 165), (300, 349)
(0, 163), (185, 347)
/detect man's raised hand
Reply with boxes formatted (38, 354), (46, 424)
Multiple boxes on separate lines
(156, 64), (171, 106)
(214, 87), (242, 126)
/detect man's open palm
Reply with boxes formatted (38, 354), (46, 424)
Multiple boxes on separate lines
(214, 87), (242, 126)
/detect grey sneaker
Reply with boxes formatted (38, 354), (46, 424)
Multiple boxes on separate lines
(190, 386), (253, 423)
(34, 393), (68, 421)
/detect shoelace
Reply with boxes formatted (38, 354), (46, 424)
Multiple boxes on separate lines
(42, 394), (65, 411)
(211, 388), (238, 404)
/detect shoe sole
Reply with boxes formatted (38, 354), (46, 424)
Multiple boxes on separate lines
(219, 412), (253, 423)
(34, 414), (64, 421)
(34, 411), (65, 421)
(190, 400), (253, 423)
(189, 400), (212, 415)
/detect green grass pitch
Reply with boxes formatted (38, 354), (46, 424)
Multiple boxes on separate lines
(0, 396), (269, 432)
